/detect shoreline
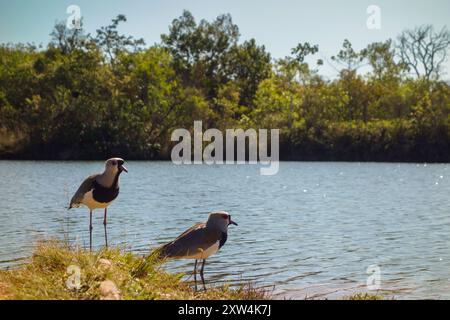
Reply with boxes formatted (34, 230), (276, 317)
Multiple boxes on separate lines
(0, 240), (386, 300)
(0, 240), (268, 300)
(1, 159), (450, 164)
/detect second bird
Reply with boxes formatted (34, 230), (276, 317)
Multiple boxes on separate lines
(69, 158), (128, 250)
(159, 211), (238, 291)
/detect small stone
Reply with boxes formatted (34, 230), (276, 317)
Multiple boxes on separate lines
(98, 259), (112, 270)
(99, 280), (121, 300)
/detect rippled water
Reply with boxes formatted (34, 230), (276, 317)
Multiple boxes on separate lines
(1, 161), (450, 299)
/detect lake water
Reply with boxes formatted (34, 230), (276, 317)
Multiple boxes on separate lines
(1, 161), (450, 299)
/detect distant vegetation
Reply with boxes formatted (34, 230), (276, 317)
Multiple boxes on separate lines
(1, 11), (450, 161)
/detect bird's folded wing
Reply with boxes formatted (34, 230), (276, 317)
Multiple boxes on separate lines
(69, 174), (99, 208)
(160, 223), (220, 258)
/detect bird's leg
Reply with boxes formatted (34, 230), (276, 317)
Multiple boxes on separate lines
(89, 210), (93, 252)
(200, 259), (207, 291)
(193, 260), (198, 292)
(103, 208), (108, 248)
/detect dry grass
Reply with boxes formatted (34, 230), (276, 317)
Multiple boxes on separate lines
(344, 293), (385, 300)
(0, 240), (268, 300)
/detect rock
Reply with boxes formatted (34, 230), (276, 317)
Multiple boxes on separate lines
(99, 280), (121, 300)
(98, 258), (113, 270)
(0, 282), (13, 299)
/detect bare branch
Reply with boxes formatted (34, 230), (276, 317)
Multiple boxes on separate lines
(397, 25), (450, 81)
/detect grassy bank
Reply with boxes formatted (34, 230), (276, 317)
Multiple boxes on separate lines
(0, 241), (267, 300)
(0, 241), (385, 300)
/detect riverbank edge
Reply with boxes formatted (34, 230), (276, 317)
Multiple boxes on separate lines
(0, 240), (384, 300)
(0, 240), (268, 300)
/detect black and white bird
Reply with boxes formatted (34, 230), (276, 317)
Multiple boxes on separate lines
(159, 211), (238, 291)
(69, 158), (128, 251)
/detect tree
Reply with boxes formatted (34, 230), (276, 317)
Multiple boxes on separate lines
(112, 47), (211, 157)
(292, 42), (319, 65)
(229, 39), (271, 111)
(252, 76), (301, 131)
(274, 57), (302, 130)
(363, 40), (406, 82)
(332, 40), (370, 122)
(49, 20), (88, 54)
(332, 39), (366, 71)
(95, 15), (145, 64)
(397, 25), (450, 81)
(161, 10), (240, 100)
(0, 44), (40, 131)
(2, 13), (450, 162)
(363, 40), (408, 119)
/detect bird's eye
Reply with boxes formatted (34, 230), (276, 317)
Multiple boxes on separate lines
(221, 214), (228, 219)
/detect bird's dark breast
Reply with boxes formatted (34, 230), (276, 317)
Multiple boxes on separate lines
(92, 180), (119, 203)
(219, 232), (227, 249)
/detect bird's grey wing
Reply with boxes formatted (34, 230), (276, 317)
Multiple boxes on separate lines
(69, 174), (99, 208)
(172, 222), (205, 241)
(160, 223), (220, 258)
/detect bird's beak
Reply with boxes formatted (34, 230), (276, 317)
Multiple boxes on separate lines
(118, 160), (128, 173)
(229, 219), (238, 226)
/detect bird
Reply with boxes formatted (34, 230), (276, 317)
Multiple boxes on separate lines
(158, 211), (238, 291)
(69, 158), (128, 251)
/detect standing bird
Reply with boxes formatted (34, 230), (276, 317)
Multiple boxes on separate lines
(159, 211), (238, 291)
(69, 158), (128, 251)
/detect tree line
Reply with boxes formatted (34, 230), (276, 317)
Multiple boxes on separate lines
(1, 10), (450, 161)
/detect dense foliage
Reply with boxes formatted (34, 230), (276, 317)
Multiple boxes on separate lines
(1, 11), (449, 161)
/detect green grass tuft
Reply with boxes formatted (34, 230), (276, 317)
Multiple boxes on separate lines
(0, 240), (268, 300)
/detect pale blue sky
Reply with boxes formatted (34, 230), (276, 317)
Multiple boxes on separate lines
(1, 0), (449, 78)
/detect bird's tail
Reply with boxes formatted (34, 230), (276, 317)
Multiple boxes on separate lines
(153, 242), (174, 261)
(68, 200), (81, 210)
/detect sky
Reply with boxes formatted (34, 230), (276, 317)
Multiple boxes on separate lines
(0, 0), (449, 79)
